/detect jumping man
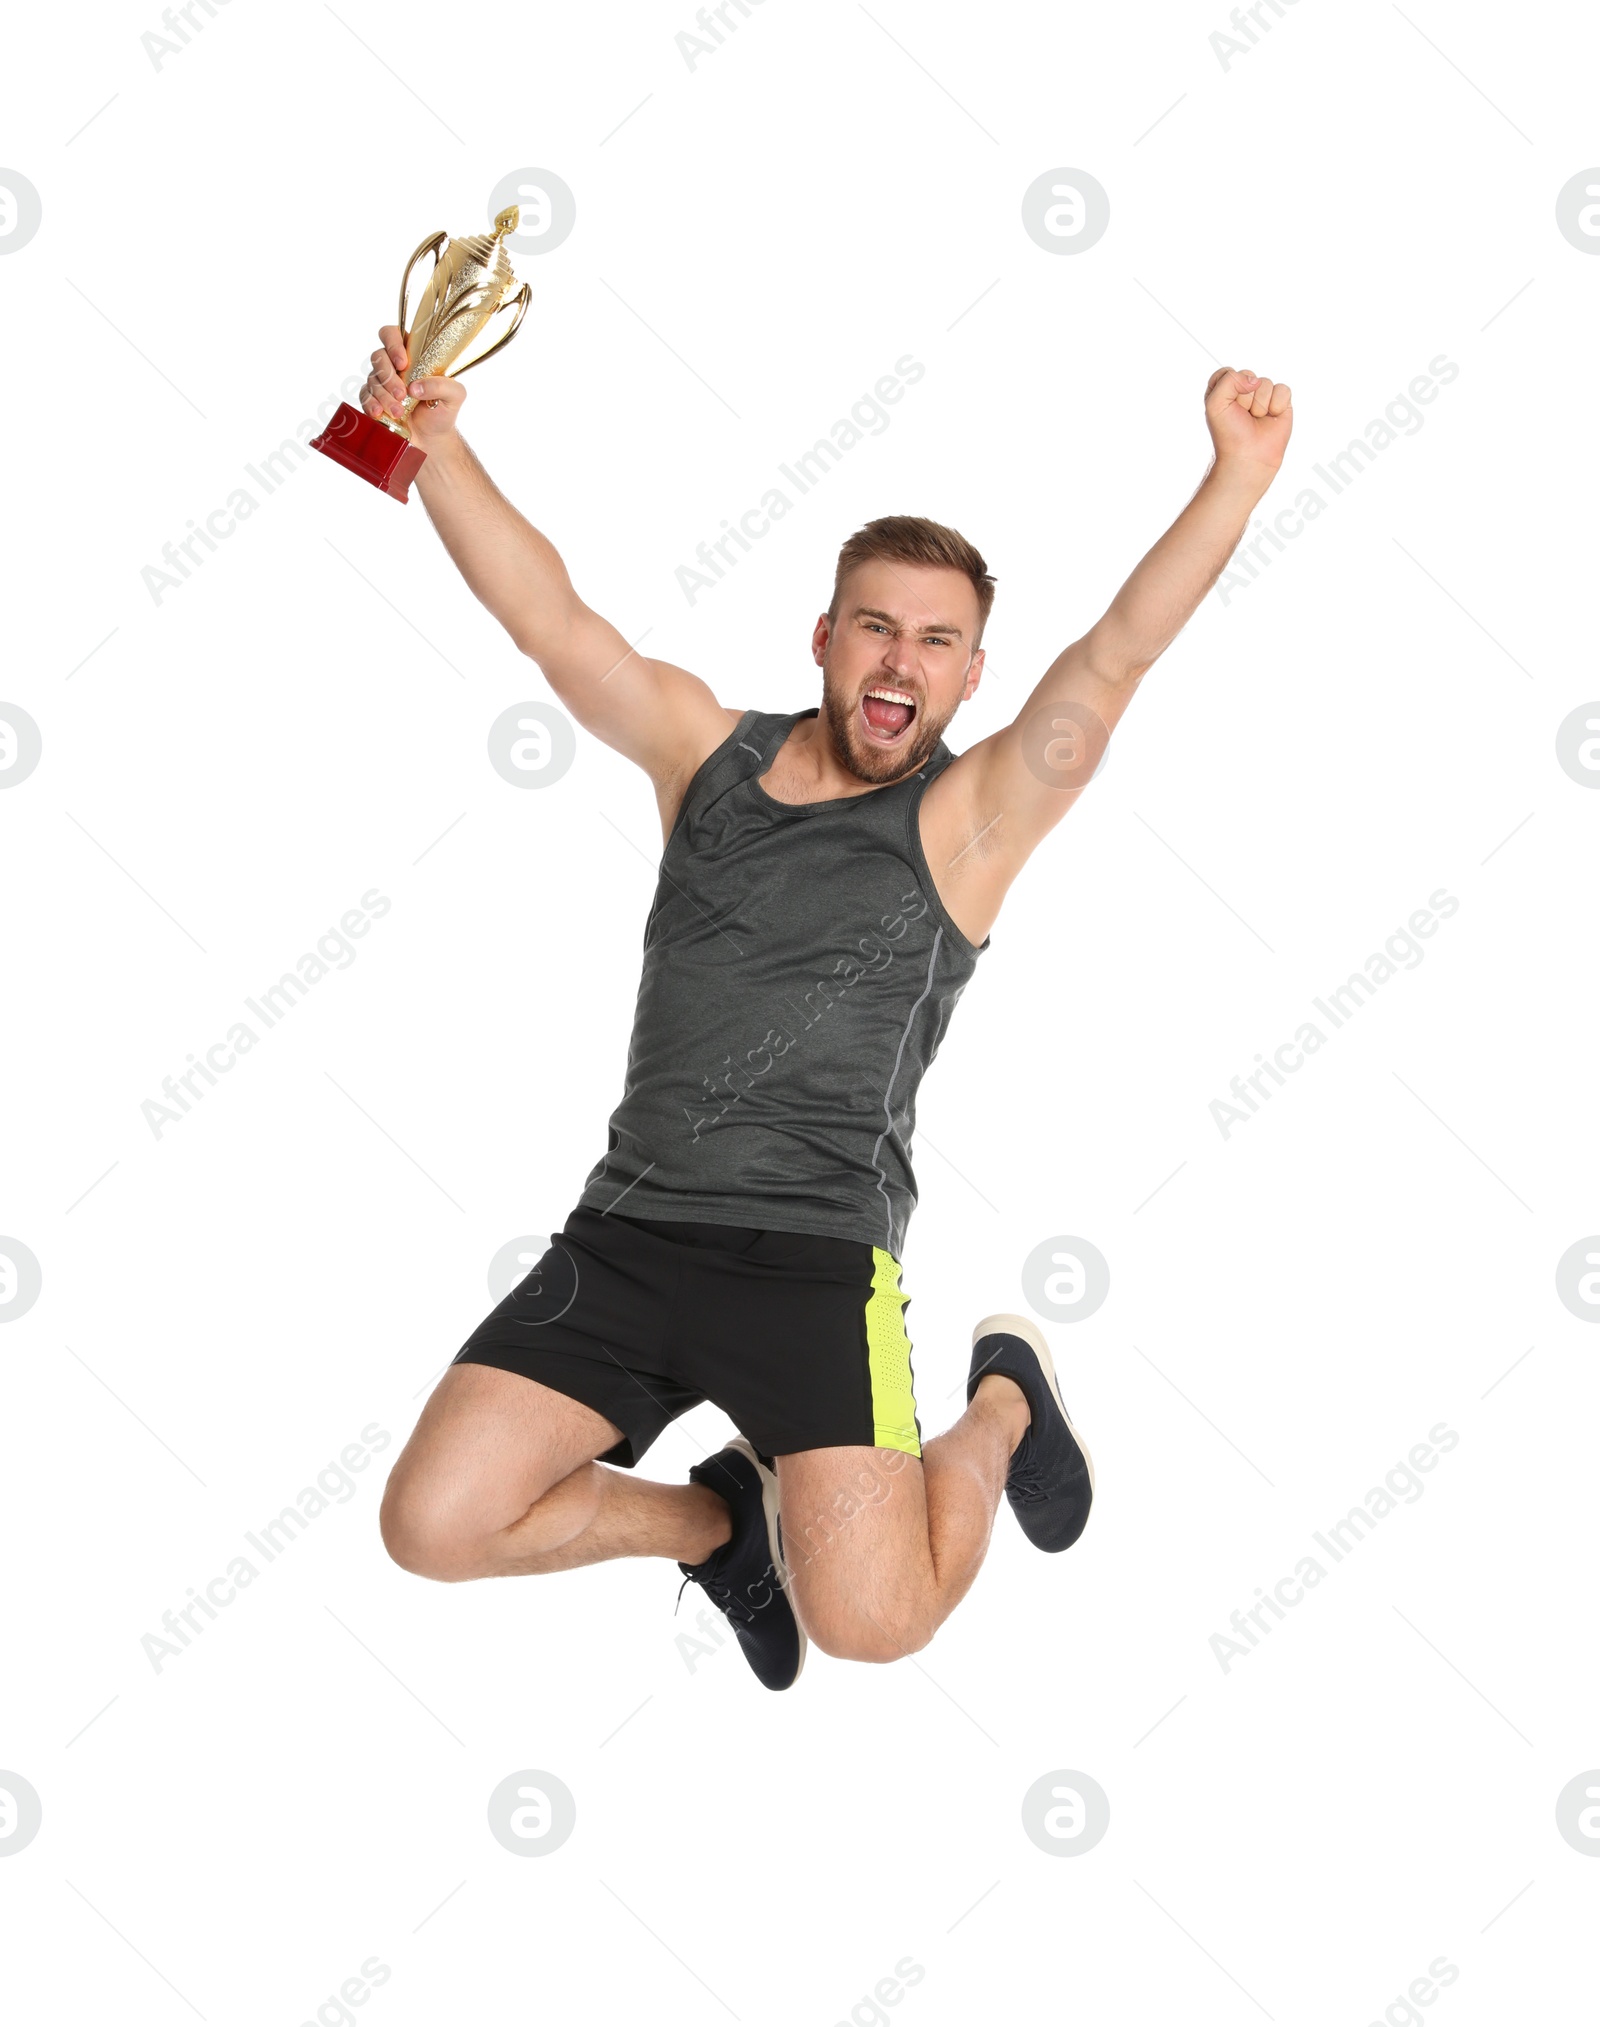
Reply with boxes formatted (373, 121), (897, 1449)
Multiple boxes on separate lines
(370, 325), (1293, 1689)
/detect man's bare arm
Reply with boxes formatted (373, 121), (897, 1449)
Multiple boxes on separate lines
(360, 328), (735, 801)
(940, 367), (1293, 879)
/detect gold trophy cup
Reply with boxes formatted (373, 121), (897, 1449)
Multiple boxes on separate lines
(312, 206), (532, 503)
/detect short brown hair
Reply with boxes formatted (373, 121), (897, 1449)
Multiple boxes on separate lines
(827, 515), (996, 648)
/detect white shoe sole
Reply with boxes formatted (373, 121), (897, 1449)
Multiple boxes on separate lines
(970, 1312), (1096, 1496)
(726, 1436), (808, 1682)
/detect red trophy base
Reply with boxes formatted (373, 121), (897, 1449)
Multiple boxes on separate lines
(310, 403), (428, 503)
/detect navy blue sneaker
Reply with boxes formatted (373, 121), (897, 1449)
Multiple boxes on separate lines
(967, 1313), (1095, 1553)
(676, 1439), (806, 1690)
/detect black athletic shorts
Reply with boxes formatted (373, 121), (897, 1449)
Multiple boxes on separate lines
(451, 1204), (923, 1468)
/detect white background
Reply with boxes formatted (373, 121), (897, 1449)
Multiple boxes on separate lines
(2, 0), (1597, 2020)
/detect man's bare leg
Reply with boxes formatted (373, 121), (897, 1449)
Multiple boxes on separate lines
(777, 1373), (1030, 1662)
(380, 1364), (731, 1582)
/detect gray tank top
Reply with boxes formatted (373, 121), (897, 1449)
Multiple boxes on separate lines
(577, 707), (989, 1256)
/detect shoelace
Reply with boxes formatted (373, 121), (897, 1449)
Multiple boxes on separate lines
(1008, 1431), (1091, 1509)
(675, 1567), (757, 1626)
(1005, 1430), (1048, 1504)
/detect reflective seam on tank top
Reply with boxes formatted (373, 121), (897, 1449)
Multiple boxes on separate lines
(870, 925), (943, 1252)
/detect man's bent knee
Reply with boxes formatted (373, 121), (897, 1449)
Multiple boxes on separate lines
(379, 1461), (597, 1581)
(379, 1492), (489, 1582)
(800, 1601), (934, 1665)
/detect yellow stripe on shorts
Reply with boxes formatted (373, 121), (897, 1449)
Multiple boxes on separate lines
(865, 1247), (922, 1458)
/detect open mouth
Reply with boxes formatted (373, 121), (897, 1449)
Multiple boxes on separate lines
(860, 685), (918, 744)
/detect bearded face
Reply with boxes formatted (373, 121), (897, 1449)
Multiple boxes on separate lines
(819, 666), (957, 784)
(815, 560), (984, 785)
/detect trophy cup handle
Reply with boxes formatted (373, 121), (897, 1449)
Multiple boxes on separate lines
(397, 230), (449, 340)
(452, 282), (533, 379)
